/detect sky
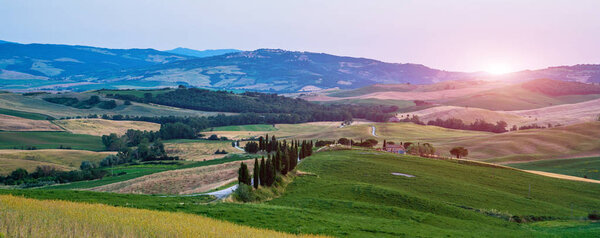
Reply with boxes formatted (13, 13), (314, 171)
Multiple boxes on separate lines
(1, 0), (599, 72)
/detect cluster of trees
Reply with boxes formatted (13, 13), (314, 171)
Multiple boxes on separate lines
(313, 138), (379, 148)
(0, 165), (106, 187)
(44, 95), (118, 109)
(238, 137), (313, 190)
(105, 87), (398, 123)
(406, 143), (436, 156)
(101, 130), (176, 163)
(396, 115), (509, 133)
(517, 123), (548, 130)
(214, 149), (228, 154)
(426, 118), (508, 133)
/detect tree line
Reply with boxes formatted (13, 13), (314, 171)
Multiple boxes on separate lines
(397, 115), (509, 133)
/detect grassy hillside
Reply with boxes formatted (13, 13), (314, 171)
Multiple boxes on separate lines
(443, 122), (600, 163)
(0, 114), (63, 131)
(0, 92), (228, 119)
(0, 195), (315, 238)
(0, 107), (52, 120)
(438, 86), (600, 111)
(0, 149), (111, 175)
(508, 157), (600, 180)
(209, 124), (278, 131)
(0, 131), (103, 151)
(54, 118), (160, 136)
(2, 150), (600, 237)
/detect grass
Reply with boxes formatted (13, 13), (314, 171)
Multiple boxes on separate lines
(3, 150), (600, 237)
(0, 195), (320, 238)
(208, 124), (278, 131)
(54, 118), (160, 136)
(0, 131), (104, 151)
(508, 157), (600, 180)
(0, 107), (52, 120)
(0, 149), (111, 175)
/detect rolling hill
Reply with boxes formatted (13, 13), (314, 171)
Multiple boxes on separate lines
(164, 47), (241, 58)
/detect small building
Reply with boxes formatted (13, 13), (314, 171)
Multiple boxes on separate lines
(383, 144), (405, 154)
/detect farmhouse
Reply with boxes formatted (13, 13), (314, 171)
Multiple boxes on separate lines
(382, 144), (406, 154)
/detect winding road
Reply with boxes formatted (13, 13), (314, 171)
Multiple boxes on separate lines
(371, 126), (378, 137)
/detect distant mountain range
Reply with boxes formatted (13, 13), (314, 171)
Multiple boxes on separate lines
(0, 41), (599, 92)
(164, 47), (241, 58)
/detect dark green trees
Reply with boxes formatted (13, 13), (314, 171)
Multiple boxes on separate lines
(237, 162), (251, 186)
(450, 147), (469, 158)
(259, 157), (266, 186)
(253, 158), (259, 189)
(244, 142), (259, 154)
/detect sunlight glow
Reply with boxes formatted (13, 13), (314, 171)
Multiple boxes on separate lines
(485, 63), (513, 75)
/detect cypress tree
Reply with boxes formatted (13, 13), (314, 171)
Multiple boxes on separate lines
(383, 139), (387, 149)
(281, 149), (288, 175)
(253, 158), (259, 189)
(238, 162), (251, 186)
(266, 157), (274, 186)
(260, 157), (266, 186)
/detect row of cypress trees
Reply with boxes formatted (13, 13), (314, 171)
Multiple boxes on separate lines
(239, 135), (314, 189)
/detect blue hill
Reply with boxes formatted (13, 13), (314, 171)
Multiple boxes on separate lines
(164, 47), (241, 58)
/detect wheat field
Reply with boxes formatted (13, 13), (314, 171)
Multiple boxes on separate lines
(0, 195), (323, 238)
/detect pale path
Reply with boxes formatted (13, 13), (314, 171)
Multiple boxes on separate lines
(524, 170), (600, 184)
(233, 142), (245, 152)
(371, 126), (378, 137)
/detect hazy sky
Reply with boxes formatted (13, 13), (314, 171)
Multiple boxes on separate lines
(2, 0), (599, 72)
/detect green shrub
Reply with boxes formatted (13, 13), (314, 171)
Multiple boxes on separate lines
(589, 211), (600, 220)
(234, 184), (253, 202)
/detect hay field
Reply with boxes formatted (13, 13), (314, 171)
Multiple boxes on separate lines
(55, 118), (160, 136)
(407, 106), (531, 126)
(0, 149), (113, 175)
(508, 98), (600, 126)
(210, 121), (347, 140)
(88, 159), (255, 194)
(0, 114), (63, 131)
(164, 140), (241, 161)
(0, 195), (320, 238)
(440, 122), (600, 163)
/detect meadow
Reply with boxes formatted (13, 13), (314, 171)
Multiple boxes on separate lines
(508, 157), (600, 180)
(0, 131), (104, 151)
(2, 150), (599, 237)
(0, 107), (52, 120)
(0, 195), (319, 238)
(0, 114), (63, 131)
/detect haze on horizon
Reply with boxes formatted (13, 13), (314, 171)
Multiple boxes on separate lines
(1, 0), (599, 73)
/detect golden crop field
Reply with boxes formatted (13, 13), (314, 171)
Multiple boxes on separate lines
(54, 118), (161, 136)
(164, 140), (242, 161)
(0, 195), (324, 238)
(0, 149), (114, 175)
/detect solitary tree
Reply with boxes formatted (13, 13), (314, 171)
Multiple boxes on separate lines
(450, 147), (469, 158)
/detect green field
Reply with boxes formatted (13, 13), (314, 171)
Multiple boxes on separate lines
(0, 107), (52, 120)
(3, 150), (600, 237)
(209, 124), (278, 131)
(0, 131), (104, 151)
(508, 157), (600, 180)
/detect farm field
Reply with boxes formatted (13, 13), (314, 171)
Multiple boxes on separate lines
(0, 114), (63, 131)
(508, 157), (600, 181)
(48, 154), (256, 190)
(54, 118), (160, 136)
(0, 131), (104, 151)
(2, 150), (600, 237)
(0, 195), (316, 238)
(164, 140), (242, 161)
(443, 121), (600, 163)
(0, 107), (52, 120)
(0, 92), (231, 119)
(208, 124), (278, 131)
(0, 149), (112, 175)
(87, 158), (256, 194)
(209, 121), (344, 140)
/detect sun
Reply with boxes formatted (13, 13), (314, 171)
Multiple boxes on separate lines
(485, 63), (513, 75)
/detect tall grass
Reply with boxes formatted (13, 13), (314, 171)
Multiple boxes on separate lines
(0, 195), (323, 238)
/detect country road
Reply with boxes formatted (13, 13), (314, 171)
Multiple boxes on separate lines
(371, 126), (378, 137)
